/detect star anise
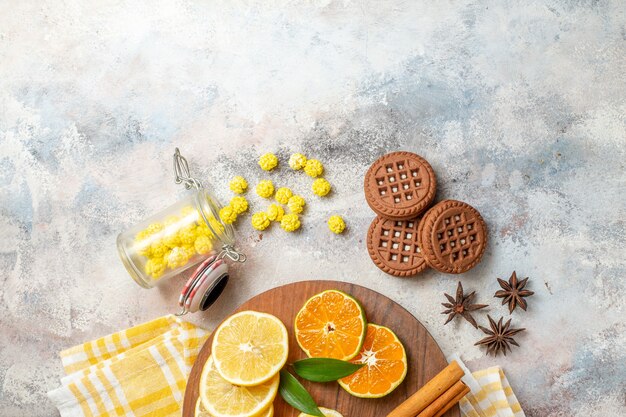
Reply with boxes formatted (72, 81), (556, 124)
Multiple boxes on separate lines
(441, 282), (488, 328)
(494, 271), (534, 313)
(475, 315), (525, 356)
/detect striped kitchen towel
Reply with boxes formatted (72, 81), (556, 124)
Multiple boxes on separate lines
(448, 354), (525, 417)
(48, 315), (209, 417)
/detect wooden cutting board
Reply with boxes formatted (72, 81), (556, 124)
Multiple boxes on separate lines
(183, 280), (459, 417)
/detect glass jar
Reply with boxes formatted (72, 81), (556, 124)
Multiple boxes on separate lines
(117, 189), (235, 288)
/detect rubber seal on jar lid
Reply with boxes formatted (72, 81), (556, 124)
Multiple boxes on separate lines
(188, 263), (229, 313)
(179, 254), (217, 307)
(185, 259), (225, 310)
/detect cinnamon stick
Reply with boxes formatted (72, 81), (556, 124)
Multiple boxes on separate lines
(432, 384), (470, 417)
(386, 361), (464, 417)
(416, 380), (469, 417)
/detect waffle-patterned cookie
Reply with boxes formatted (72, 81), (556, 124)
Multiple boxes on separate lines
(364, 151), (437, 220)
(367, 215), (428, 277)
(418, 200), (487, 274)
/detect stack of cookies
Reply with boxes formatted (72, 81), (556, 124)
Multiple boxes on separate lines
(364, 151), (487, 277)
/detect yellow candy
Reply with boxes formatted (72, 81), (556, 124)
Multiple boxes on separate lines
(146, 222), (164, 234)
(258, 153), (279, 171)
(180, 206), (197, 218)
(328, 215), (346, 234)
(251, 212), (271, 231)
(219, 206), (238, 224)
(256, 180), (275, 198)
(229, 176), (248, 194)
(289, 153), (307, 170)
(163, 231), (181, 249)
(134, 230), (151, 242)
(178, 226), (197, 246)
(194, 235), (214, 254)
(230, 196), (249, 214)
(208, 216), (225, 234)
(312, 178), (331, 197)
(287, 195), (306, 214)
(266, 203), (285, 222)
(150, 240), (169, 258)
(182, 245), (196, 258)
(304, 159), (323, 177)
(145, 258), (166, 279)
(275, 187), (293, 204)
(136, 240), (152, 257)
(197, 223), (215, 239)
(281, 213), (301, 232)
(166, 247), (190, 269)
(135, 230), (153, 256)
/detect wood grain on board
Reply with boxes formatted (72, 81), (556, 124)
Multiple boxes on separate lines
(183, 280), (459, 417)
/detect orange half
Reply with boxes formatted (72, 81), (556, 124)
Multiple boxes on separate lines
(294, 290), (367, 361)
(338, 323), (407, 398)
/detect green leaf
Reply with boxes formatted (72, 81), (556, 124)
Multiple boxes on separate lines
(279, 369), (324, 417)
(293, 358), (364, 382)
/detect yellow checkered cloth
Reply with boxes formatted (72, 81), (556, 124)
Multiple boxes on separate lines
(449, 354), (525, 417)
(48, 315), (209, 417)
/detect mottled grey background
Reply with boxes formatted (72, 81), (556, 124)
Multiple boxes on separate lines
(1, 1), (625, 416)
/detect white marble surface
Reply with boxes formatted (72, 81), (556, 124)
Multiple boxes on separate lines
(1, 1), (625, 416)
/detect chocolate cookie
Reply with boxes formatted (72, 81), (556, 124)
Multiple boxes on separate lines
(364, 151), (437, 220)
(418, 200), (487, 274)
(367, 215), (428, 277)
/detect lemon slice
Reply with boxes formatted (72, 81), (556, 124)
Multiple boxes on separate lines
(195, 398), (211, 417)
(212, 310), (289, 386)
(196, 398), (274, 417)
(298, 407), (343, 417)
(200, 356), (278, 417)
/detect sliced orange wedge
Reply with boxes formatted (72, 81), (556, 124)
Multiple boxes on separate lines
(338, 323), (407, 398)
(294, 290), (367, 361)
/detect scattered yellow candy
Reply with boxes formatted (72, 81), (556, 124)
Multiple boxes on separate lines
(167, 247), (190, 269)
(251, 212), (271, 231)
(146, 222), (164, 234)
(256, 180), (275, 198)
(275, 187), (293, 204)
(194, 235), (214, 254)
(312, 178), (331, 197)
(287, 195), (306, 214)
(304, 159), (323, 178)
(328, 215), (346, 234)
(266, 203), (285, 222)
(229, 176), (248, 194)
(289, 153), (307, 170)
(219, 206), (238, 224)
(258, 153), (279, 171)
(145, 258), (166, 279)
(281, 213), (301, 232)
(230, 196), (249, 214)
